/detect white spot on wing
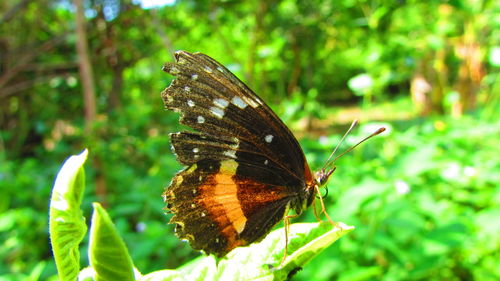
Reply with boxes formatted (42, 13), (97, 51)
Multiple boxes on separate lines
(187, 100), (195, 107)
(191, 74), (198, 80)
(184, 86), (191, 92)
(191, 204), (196, 208)
(223, 150), (236, 158)
(217, 67), (224, 72)
(210, 106), (225, 119)
(231, 96), (248, 109)
(264, 159), (269, 165)
(214, 98), (229, 109)
(265, 134), (274, 143)
(230, 138), (240, 149)
(193, 147), (199, 153)
(197, 116), (205, 123)
(204, 66), (213, 73)
(201, 212), (206, 217)
(170, 66), (180, 74)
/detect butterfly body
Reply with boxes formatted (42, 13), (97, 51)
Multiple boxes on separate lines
(162, 51), (327, 257)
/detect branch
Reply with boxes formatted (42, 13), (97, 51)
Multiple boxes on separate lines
(0, 0), (30, 24)
(0, 33), (70, 88)
(0, 73), (72, 99)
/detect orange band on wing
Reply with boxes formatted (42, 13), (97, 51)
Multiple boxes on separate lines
(197, 160), (248, 252)
(213, 172), (247, 233)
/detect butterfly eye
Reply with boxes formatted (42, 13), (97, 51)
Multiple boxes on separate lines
(315, 168), (336, 187)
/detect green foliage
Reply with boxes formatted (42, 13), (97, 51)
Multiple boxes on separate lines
(297, 116), (500, 281)
(1, 0), (499, 280)
(88, 203), (135, 281)
(140, 223), (353, 281)
(49, 149), (88, 281)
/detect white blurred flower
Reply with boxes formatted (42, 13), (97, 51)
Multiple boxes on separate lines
(395, 180), (411, 195)
(361, 122), (392, 136)
(319, 135), (329, 145)
(464, 166), (477, 177)
(442, 163), (461, 180)
(348, 73), (373, 94)
(136, 222), (146, 232)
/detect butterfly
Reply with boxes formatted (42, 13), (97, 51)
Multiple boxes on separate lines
(161, 51), (384, 258)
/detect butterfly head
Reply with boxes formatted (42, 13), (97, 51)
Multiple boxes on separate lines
(315, 167), (336, 188)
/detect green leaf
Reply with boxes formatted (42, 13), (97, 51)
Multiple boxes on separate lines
(141, 221), (353, 281)
(49, 149), (89, 281)
(142, 257), (217, 281)
(88, 202), (136, 281)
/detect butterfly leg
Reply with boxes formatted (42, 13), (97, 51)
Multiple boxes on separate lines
(279, 213), (299, 267)
(312, 197), (322, 222)
(313, 184), (342, 229)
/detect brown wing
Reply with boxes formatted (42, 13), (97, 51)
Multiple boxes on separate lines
(165, 159), (294, 257)
(162, 51), (313, 186)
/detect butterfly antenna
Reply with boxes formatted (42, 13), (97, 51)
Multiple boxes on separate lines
(322, 119), (359, 171)
(330, 127), (386, 164)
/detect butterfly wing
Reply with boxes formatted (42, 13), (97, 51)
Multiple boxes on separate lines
(162, 51), (314, 256)
(165, 159), (292, 257)
(162, 51), (311, 179)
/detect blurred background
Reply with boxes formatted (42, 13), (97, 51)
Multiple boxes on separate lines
(1, 0), (499, 280)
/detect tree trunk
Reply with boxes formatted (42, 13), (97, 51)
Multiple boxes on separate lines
(454, 22), (484, 116)
(287, 34), (301, 96)
(247, 0), (268, 88)
(74, 0), (107, 205)
(74, 0), (96, 132)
